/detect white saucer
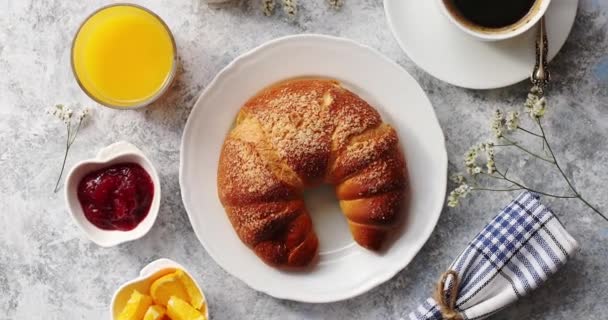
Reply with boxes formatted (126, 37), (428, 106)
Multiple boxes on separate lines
(384, 0), (578, 89)
(180, 35), (447, 302)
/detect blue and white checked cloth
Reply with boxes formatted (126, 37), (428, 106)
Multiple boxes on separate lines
(410, 192), (579, 320)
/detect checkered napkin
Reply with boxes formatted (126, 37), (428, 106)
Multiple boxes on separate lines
(409, 192), (579, 320)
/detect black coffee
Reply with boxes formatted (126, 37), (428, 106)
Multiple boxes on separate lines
(451, 0), (537, 28)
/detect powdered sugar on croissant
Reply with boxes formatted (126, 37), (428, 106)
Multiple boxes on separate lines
(217, 79), (407, 267)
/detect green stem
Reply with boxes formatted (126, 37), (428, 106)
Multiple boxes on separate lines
(577, 196), (608, 222)
(517, 126), (543, 138)
(536, 119), (608, 221)
(536, 119), (578, 195)
(53, 123), (71, 193)
(68, 119), (83, 147)
(473, 187), (524, 192)
(484, 170), (577, 199)
(500, 136), (555, 163)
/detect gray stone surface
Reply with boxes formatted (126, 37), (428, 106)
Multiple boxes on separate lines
(1, 0), (607, 319)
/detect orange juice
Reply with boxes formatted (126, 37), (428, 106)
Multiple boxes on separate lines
(72, 4), (176, 108)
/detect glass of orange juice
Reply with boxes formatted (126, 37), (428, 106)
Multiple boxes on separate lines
(71, 4), (177, 109)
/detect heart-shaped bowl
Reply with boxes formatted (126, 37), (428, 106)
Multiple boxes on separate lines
(64, 141), (161, 247)
(111, 258), (210, 319)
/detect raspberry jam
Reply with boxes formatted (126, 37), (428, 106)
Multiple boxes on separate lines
(77, 163), (154, 231)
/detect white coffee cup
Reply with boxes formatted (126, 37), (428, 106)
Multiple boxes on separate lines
(435, 0), (552, 41)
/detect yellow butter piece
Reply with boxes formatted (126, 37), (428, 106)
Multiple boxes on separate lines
(175, 269), (205, 310)
(150, 272), (190, 306)
(117, 290), (153, 320)
(167, 296), (206, 320)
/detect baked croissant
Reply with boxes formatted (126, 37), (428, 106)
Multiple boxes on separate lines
(217, 79), (406, 267)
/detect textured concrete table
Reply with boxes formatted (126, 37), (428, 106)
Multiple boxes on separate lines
(1, 1), (607, 319)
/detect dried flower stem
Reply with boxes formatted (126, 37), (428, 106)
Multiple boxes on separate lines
(53, 117), (84, 193)
(54, 125), (71, 193)
(448, 86), (606, 222)
(517, 126), (543, 138)
(486, 170), (577, 199)
(473, 187), (524, 192)
(481, 124), (604, 218)
(536, 119), (607, 220)
(497, 136), (554, 163)
(49, 105), (89, 193)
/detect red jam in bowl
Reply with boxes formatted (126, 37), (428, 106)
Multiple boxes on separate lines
(77, 163), (154, 231)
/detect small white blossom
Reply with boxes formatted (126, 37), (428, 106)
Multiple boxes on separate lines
(328, 0), (343, 9)
(524, 93), (537, 109)
(524, 86), (547, 119)
(77, 107), (90, 122)
(530, 85), (542, 96)
(62, 106), (73, 124)
(282, 0), (297, 18)
(531, 97), (546, 118)
(464, 144), (482, 175)
(47, 107), (60, 118)
(447, 192), (459, 207)
(491, 110), (504, 138)
(486, 158), (496, 174)
(465, 142), (496, 175)
(447, 183), (472, 207)
(48, 104), (75, 124)
(491, 109), (519, 139)
(48, 104), (91, 126)
(262, 0), (275, 16)
(450, 174), (466, 184)
(505, 111), (520, 131)
(480, 142), (496, 174)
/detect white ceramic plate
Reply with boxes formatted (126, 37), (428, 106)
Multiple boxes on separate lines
(179, 34), (447, 303)
(384, 0), (578, 89)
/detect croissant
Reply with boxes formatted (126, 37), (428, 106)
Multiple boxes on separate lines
(217, 79), (406, 267)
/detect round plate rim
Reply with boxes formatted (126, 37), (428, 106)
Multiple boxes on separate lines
(179, 34), (448, 303)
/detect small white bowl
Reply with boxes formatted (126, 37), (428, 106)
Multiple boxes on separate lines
(111, 258), (209, 319)
(65, 141), (161, 247)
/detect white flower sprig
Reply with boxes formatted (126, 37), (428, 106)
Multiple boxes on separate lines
(505, 111), (520, 131)
(447, 182), (471, 207)
(524, 86), (547, 118)
(262, 0), (275, 16)
(47, 104), (91, 193)
(260, 0), (342, 17)
(282, 0), (297, 18)
(328, 0), (344, 9)
(464, 142), (495, 175)
(448, 86), (606, 222)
